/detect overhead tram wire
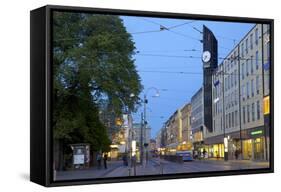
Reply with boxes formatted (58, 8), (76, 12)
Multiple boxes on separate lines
(135, 52), (268, 61)
(182, 20), (239, 44)
(54, 21), (197, 41)
(135, 48), (201, 53)
(141, 18), (239, 51)
(140, 18), (202, 42)
(129, 19), (197, 37)
(137, 70), (268, 76)
(54, 20), (240, 52)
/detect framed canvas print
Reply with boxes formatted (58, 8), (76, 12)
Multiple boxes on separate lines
(30, 5), (274, 187)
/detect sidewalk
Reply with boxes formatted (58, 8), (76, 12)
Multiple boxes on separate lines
(193, 158), (270, 169)
(55, 160), (124, 181)
(196, 157), (269, 164)
(55, 159), (162, 180)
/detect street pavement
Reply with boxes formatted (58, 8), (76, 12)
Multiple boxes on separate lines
(55, 158), (269, 181)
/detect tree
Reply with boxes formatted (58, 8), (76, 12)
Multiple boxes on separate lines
(52, 12), (142, 168)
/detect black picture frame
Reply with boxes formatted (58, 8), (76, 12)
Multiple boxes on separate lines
(30, 5), (274, 187)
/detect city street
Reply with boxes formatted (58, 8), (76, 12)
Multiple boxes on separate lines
(55, 158), (269, 181)
(50, 12), (272, 183)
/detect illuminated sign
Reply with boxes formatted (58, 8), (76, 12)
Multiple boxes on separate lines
(251, 130), (263, 136)
(131, 140), (136, 156)
(224, 137), (228, 152)
(264, 96), (270, 115)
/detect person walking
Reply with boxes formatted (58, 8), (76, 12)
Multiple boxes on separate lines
(235, 149), (239, 160)
(96, 152), (102, 169)
(122, 154), (128, 166)
(203, 149), (207, 159)
(103, 153), (108, 169)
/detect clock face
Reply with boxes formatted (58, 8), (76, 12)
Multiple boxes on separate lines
(202, 51), (211, 63)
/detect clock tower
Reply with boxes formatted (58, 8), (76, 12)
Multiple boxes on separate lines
(202, 25), (218, 133)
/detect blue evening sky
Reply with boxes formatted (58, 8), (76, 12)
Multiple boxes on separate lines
(121, 16), (255, 139)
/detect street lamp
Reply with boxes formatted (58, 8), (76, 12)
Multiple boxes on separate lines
(141, 87), (160, 166)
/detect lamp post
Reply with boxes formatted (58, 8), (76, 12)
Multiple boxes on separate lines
(141, 87), (160, 166)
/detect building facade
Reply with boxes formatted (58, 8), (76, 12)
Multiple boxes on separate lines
(132, 123), (151, 147)
(179, 103), (192, 151)
(206, 24), (270, 160)
(190, 87), (205, 153)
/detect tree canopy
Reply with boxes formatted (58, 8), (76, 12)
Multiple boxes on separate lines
(52, 12), (142, 152)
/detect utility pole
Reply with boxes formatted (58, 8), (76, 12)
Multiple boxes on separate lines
(238, 45), (243, 160)
(140, 112), (144, 165)
(222, 63), (227, 161)
(261, 24), (268, 161)
(143, 94), (148, 166)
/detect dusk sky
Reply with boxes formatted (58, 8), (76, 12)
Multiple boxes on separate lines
(121, 16), (255, 138)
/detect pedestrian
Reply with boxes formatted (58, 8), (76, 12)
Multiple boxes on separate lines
(215, 151), (219, 159)
(103, 153), (108, 169)
(194, 150), (198, 159)
(203, 149), (207, 159)
(235, 149), (239, 160)
(122, 154), (128, 166)
(96, 152), (102, 169)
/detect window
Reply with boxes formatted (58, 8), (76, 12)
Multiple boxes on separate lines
(224, 77), (227, 91)
(226, 114), (228, 128)
(242, 63), (245, 79)
(250, 56), (253, 74)
(252, 103), (255, 121)
(250, 34), (253, 49)
(234, 51), (237, 66)
(255, 28), (259, 45)
(228, 76), (231, 90)
(257, 101), (261, 120)
(241, 85), (245, 100)
(256, 76), (260, 94)
(232, 112), (234, 128)
(256, 51), (259, 70)
(233, 69), (235, 85)
(251, 79), (254, 97)
(225, 77), (228, 91)
(226, 62), (229, 71)
(231, 73), (233, 88)
(231, 94), (234, 107)
(231, 55), (234, 68)
(235, 110), (238, 126)
(241, 43), (244, 57)
(229, 113), (232, 128)
(246, 59), (249, 76)
(247, 104), (250, 123)
(245, 38), (248, 54)
(246, 82), (249, 98)
(243, 106), (246, 124)
(235, 90), (236, 105)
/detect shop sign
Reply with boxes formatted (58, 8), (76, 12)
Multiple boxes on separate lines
(224, 137), (228, 152)
(251, 130), (263, 136)
(263, 96), (270, 115)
